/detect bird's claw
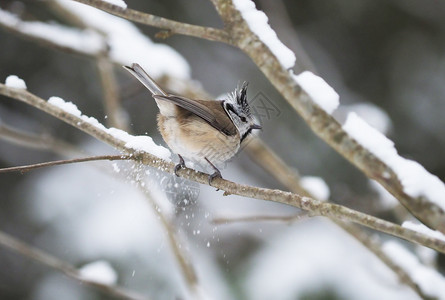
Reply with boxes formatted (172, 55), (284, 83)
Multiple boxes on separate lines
(174, 155), (185, 176)
(208, 170), (222, 186)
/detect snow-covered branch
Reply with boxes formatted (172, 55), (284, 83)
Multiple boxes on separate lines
(1, 82), (444, 255)
(0, 155), (130, 174)
(208, 0), (445, 233)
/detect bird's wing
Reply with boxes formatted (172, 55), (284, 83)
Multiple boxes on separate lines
(153, 95), (237, 136)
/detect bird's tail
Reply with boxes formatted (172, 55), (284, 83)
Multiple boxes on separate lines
(123, 63), (167, 96)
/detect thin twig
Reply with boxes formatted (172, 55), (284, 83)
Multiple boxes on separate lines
(0, 155), (131, 174)
(0, 84), (444, 254)
(212, 212), (309, 225)
(134, 178), (199, 295)
(0, 230), (149, 300)
(96, 56), (129, 130)
(257, 0), (317, 73)
(70, 0), (231, 43)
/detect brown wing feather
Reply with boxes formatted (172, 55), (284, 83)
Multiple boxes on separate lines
(153, 95), (237, 136)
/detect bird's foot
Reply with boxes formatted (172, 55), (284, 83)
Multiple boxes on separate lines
(205, 157), (222, 189)
(208, 169), (222, 185)
(174, 154), (186, 176)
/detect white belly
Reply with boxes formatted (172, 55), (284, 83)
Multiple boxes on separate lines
(159, 116), (240, 169)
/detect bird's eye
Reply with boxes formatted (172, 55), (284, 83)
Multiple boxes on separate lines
(240, 116), (247, 122)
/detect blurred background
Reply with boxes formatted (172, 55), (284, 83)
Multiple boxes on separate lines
(1, 0), (445, 299)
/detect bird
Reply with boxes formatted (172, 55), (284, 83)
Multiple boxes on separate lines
(123, 63), (261, 184)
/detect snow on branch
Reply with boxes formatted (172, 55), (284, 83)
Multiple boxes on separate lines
(300, 176), (330, 201)
(232, 0), (296, 69)
(403, 221), (445, 243)
(79, 260), (118, 285)
(343, 113), (445, 213)
(1, 75), (170, 163)
(47, 96), (171, 160)
(5, 75), (27, 90)
(292, 71), (339, 114)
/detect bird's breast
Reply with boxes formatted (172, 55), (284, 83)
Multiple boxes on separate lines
(158, 113), (240, 166)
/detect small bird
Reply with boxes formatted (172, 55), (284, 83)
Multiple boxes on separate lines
(124, 63), (261, 184)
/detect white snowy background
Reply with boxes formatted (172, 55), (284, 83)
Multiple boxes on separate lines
(1, 0), (445, 299)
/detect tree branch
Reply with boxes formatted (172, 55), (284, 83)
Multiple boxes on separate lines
(0, 230), (149, 300)
(70, 0), (231, 43)
(1, 84), (444, 254)
(0, 155), (130, 174)
(212, 212), (309, 225)
(134, 179), (199, 294)
(96, 56), (129, 130)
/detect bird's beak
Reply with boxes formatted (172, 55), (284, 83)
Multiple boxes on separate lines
(251, 123), (262, 130)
